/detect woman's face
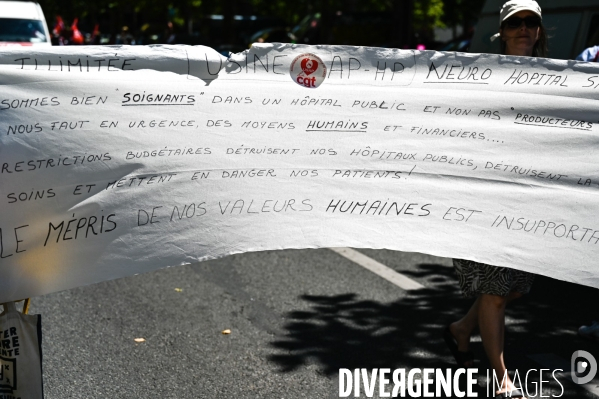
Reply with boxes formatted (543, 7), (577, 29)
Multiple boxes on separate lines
(500, 10), (540, 56)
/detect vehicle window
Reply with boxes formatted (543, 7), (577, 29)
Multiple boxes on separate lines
(543, 12), (582, 59)
(586, 14), (599, 48)
(0, 18), (47, 43)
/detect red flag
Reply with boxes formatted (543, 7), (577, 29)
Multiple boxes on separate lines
(71, 18), (84, 44)
(53, 15), (64, 36)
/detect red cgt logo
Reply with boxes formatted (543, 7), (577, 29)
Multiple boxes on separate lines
(300, 58), (318, 75)
(290, 53), (326, 88)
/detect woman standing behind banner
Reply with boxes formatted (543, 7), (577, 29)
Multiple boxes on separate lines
(444, 1), (547, 399)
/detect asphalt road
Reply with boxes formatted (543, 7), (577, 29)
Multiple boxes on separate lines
(28, 248), (599, 398)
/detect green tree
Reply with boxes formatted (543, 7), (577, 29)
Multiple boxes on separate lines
(441, 0), (484, 38)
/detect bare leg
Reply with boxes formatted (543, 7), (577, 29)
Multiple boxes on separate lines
(450, 292), (522, 352)
(479, 293), (524, 397)
(449, 291), (524, 371)
(450, 297), (480, 356)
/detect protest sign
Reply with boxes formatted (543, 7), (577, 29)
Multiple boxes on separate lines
(0, 44), (598, 302)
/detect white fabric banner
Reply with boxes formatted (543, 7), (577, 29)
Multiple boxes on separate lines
(1, 44), (598, 302)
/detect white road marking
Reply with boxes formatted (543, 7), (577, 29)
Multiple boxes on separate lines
(329, 247), (424, 291)
(528, 353), (599, 397)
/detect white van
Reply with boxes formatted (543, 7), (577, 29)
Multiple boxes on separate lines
(470, 0), (599, 60)
(0, 1), (51, 46)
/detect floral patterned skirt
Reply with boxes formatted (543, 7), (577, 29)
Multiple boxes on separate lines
(452, 259), (535, 298)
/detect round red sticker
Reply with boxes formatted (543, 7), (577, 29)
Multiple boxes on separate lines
(290, 53), (326, 89)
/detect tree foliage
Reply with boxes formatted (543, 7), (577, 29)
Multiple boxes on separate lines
(39, 0), (482, 44)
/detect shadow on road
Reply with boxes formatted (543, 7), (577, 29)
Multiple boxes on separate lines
(268, 261), (599, 397)
(268, 262), (465, 374)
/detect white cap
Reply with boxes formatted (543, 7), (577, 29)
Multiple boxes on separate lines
(491, 0), (542, 41)
(499, 0), (542, 24)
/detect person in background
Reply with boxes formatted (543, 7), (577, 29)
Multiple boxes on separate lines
(444, 1), (546, 399)
(576, 28), (599, 61)
(116, 26), (135, 45)
(576, 46), (599, 61)
(90, 24), (101, 45)
(165, 21), (176, 44)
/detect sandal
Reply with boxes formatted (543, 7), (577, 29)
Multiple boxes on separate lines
(443, 325), (474, 367)
(495, 388), (525, 398)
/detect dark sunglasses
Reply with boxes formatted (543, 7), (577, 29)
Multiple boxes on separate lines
(503, 16), (541, 29)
